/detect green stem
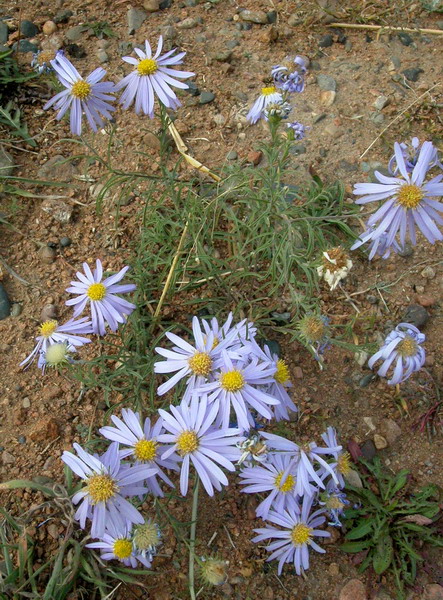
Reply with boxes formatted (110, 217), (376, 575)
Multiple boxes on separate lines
(189, 476), (199, 600)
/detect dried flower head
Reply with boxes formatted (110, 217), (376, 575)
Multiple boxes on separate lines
(200, 557), (228, 586)
(317, 246), (353, 290)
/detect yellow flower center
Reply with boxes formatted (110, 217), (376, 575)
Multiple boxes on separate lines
(71, 80), (92, 100)
(291, 523), (313, 546)
(274, 471), (295, 493)
(274, 359), (290, 385)
(325, 496), (345, 510)
(134, 439), (157, 462)
(397, 335), (418, 358)
(137, 58), (158, 76)
(397, 184), (423, 209)
(188, 352), (212, 376)
(86, 474), (118, 504)
(87, 282), (107, 301)
(261, 85), (277, 96)
(113, 538), (133, 559)
(177, 430), (199, 456)
(133, 521), (160, 551)
(39, 320), (58, 338)
(337, 452), (351, 475)
(45, 342), (70, 367)
(220, 370), (245, 392)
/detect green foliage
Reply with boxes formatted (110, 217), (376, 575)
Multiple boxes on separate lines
(0, 101), (36, 146)
(342, 457), (442, 599)
(0, 49), (37, 94)
(84, 21), (117, 39)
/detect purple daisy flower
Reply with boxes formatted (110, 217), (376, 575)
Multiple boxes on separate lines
(320, 427), (352, 488)
(86, 522), (153, 568)
(264, 99), (292, 121)
(286, 121), (307, 141)
(272, 56), (307, 94)
(318, 480), (350, 527)
(247, 85), (283, 124)
(65, 259), (136, 336)
(43, 51), (116, 135)
(99, 409), (179, 497)
(154, 316), (247, 400)
(261, 432), (340, 497)
(116, 36), (194, 117)
(236, 430), (269, 466)
(201, 312), (256, 351)
(350, 225), (402, 260)
(388, 137), (442, 176)
(157, 395), (244, 497)
(61, 442), (158, 539)
(249, 340), (297, 421)
(368, 322), (425, 385)
(354, 141), (443, 247)
(252, 494), (330, 576)
(20, 317), (92, 370)
(196, 351), (281, 432)
(239, 453), (298, 519)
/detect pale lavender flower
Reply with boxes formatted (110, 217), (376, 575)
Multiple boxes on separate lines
(272, 56), (307, 94)
(66, 259), (136, 336)
(320, 426), (352, 488)
(61, 442), (158, 539)
(389, 137), (442, 176)
(86, 522), (153, 568)
(350, 225), (402, 260)
(249, 340), (297, 421)
(286, 121), (307, 141)
(236, 431), (269, 466)
(247, 85), (283, 124)
(252, 494), (330, 575)
(368, 322), (425, 385)
(264, 99), (292, 121)
(239, 453), (298, 519)
(157, 395), (244, 496)
(116, 36), (194, 117)
(154, 316), (246, 400)
(318, 481), (350, 527)
(43, 51), (116, 135)
(31, 49), (57, 74)
(201, 312), (256, 351)
(261, 432), (340, 497)
(20, 317), (92, 370)
(354, 141), (443, 246)
(99, 409), (179, 497)
(196, 351), (280, 432)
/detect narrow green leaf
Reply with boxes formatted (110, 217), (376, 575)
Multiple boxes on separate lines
(373, 535), (393, 574)
(340, 540), (371, 553)
(345, 520), (373, 540)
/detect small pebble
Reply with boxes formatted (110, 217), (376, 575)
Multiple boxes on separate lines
(361, 439), (376, 461)
(320, 90), (336, 106)
(374, 434), (388, 450)
(18, 435), (26, 445)
(59, 236), (72, 247)
(226, 151), (238, 161)
(402, 67), (423, 82)
(359, 373), (375, 388)
(421, 265), (436, 279)
(318, 33), (333, 48)
(22, 398), (31, 409)
(416, 295), (436, 308)
(316, 74), (337, 91)
(42, 21), (57, 35)
(39, 245), (56, 264)
(41, 304), (57, 321)
(398, 32), (413, 46)
(403, 304), (429, 328)
(199, 91), (215, 104)
(10, 303), (22, 317)
(0, 284), (12, 320)
(373, 95), (390, 110)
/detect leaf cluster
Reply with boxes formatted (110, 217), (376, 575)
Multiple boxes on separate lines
(342, 457), (442, 599)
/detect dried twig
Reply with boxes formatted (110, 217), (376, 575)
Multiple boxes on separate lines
(329, 22), (443, 36)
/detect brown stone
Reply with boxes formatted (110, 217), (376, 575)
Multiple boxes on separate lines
(423, 584), (443, 600)
(39, 246), (56, 264)
(374, 434), (388, 449)
(29, 417), (59, 443)
(248, 150), (263, 166)
(416, 295), (436, 307)
(380, 418), (401, 445)
(42, 21), (57, 35)
(143, 0), (160, 11)
(320, 90), (336, 106)
(339, 579), (367, 600)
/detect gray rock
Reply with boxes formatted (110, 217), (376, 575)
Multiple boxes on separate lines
(162, 25), (176, 41)
(267, 11), (277, 23)
(144, 0), (160, 10)
(59, 236), (72, 247)
(185, 81), (200, 96)
(225, 39), (239, 49)
(239, 10), (268, 24)
(0, 21), (8, 44)
(318, 33), (333, 47)
(398, 32), (413, 46)
(211, 49), (232, 62)
(389, 55), (401, 69)
(185, 0), (198, 5)
(118, 41), (133, 56)
(54, 10), (73, 24)
(97, 49), (109, 63)
(345, 39), (353, 51)
(421, 265), (436, 279)
(226, 151), (238, 160)
(316, 74), (336, 91)
(361, 439), (377, 461)
(0, 145), (14, 176)
(159, 0), (172, 6)
(127, 7), (147, 35)
(10, 303), (22, 317)
(177, 17), (199, 29)
(402, 67), (423, 82)
(397, 242), (413, 257)
(288, 14), (303, 26)
(65, 43), (85, 59)
(22, 398), (31, 409)
(13, 40), (39, 53)
(380, 418), (402, 445)
(37, 155), (77, 182)
(359, 373), (376, 388)
(1, 451), (15, 465)
(0, 282), (11, 320)
(20, 20), (38, 38)
(403, 304), (429, 328)
(199, 91), (215, 104)
(41, 199), (73, 223)
(313, 113), (326, 124)
(40, 304), (57, 321)
(290, 144), (306, 156)
(66, 25), (85, 42)
(18, 435), (26, 444)
(369, 111), (385, 125)
(373, 95), (390, 110)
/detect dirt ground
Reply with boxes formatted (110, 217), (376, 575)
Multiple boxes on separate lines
(0, 0), (442, 599)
